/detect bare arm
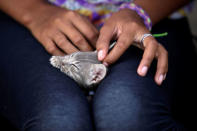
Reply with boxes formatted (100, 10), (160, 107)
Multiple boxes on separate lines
(134, 0), (190, 25)
(0, 0), (46, 27)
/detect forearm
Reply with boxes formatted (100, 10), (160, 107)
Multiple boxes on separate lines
(134, 0), (190, 25)
(0, 0), (49, 26)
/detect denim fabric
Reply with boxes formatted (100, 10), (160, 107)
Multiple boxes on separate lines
(0, 11), (196, 131)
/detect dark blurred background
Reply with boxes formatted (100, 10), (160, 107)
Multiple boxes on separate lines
(188, 1), (197, 52)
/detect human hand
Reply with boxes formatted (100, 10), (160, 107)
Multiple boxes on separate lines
(96, 9), (168, 85)
(27, 4), (98, 55)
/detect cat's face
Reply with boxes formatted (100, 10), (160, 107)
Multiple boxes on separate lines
(50, 51), (107, 88)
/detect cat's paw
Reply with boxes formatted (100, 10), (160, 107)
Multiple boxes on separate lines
(50, 56), (62, 69)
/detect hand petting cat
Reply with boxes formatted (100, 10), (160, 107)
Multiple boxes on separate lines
(96, 9), (168, 85)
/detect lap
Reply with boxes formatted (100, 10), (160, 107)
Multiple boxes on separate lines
(0, 11), (92, 130)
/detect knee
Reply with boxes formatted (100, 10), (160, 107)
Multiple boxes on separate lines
(22, 101), (93, 131)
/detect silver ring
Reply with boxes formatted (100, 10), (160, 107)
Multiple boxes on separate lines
(140, 34), (153, 46)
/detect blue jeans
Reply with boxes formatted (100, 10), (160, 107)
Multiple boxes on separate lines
(0, 11), (196, 131)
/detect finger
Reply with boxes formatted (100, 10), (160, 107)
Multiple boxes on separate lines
(44, 39), (65, 56)
(154, 44), (168, 85)
(137, 36), (158, 77)
(71, 15), (99, 47)
(58, 22), (93, 51)
(53, 32), (79, 54)
(96, 24), (115, 61)
(103, 32), (133, 65)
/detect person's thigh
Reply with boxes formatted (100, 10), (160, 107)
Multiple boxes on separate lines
(93, 18), (196, 131)
(93, 47), (182, 131)
(0, 12), (93, 131)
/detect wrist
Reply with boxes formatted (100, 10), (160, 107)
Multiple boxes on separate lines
(21, 1), (53, 29)
(119, 2), (152, 31)
(133, 0), (156, 25)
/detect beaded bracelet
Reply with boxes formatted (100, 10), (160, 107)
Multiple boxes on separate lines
(119, 3), (152, 31)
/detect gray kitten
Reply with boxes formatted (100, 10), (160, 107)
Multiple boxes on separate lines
(50, 51), (107, 89)
(49, 42), (120, 89)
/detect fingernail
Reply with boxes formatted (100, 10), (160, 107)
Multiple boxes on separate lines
(141, 66), (148, 76)
(158, 74), (164, 84)
(98, 50), (104, 60)
(103, 62), (108, 67)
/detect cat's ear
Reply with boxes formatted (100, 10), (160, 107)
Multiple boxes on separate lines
(89, 64), (107, 85)
(50, 56), (64, 69)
